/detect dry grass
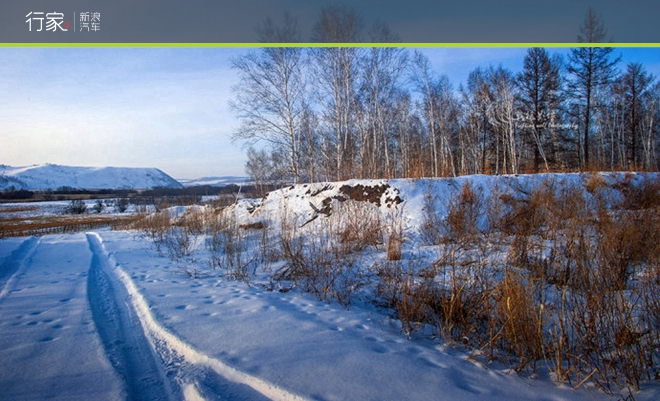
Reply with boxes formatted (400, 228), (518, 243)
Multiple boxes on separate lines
(133, 211), (170, 252)
(385, 207), (404, 261)
(384, 174), (660, 391)
(492, 268), (545, 372)
(420, 188), (443, 245)
(274, 201), (362, 308)
(0, 205), (40, 214)
(330, 200), (382, 253)
(205, 208), (254, 283)
(375, 261), (435, 337)
(0, 214), (142, 238)
(443, 182), (485, 245)
(178, 207), (205, 236)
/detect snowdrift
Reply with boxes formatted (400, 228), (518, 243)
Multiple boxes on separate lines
(229, 172), (658, 236)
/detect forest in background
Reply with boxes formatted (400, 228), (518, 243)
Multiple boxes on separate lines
(231, 6), (660, 194)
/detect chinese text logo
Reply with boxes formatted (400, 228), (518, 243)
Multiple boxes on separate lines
(26, 12), (101, 32)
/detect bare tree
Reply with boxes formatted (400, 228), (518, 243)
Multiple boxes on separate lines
(231, 14), (307, 183)
(461, 68), (494, 174)
(357, 21), (408, 178)
(622, 63), (655, 168)
(567, 7), (620, 168)
(517, 48), (564, 172)
(245, 147), (272, 196)
(311, 5), (364, 180)
(488, 66), (519, 174)
(640, 82), (660, 169)
(410, 51), (458, 177)
(391, 90), (426, 178)
(597, 80), (626, 169)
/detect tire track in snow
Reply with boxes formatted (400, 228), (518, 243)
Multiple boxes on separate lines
(86, 232), (306, 401)
(0, 236), (40, 300)
(87, 233), (176, 401)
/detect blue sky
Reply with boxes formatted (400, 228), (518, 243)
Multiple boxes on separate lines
(1, 47), (660, 179)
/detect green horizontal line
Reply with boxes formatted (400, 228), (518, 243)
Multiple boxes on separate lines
(1, 42), (660, 48)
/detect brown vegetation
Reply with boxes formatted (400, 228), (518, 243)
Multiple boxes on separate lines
(0, 214), (141, 238)
(129, 174), (660, 392)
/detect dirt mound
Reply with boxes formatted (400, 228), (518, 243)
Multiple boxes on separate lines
(337, 184), (403, 207)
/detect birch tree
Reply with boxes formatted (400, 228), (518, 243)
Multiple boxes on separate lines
(461, 68), (494, 174)
(410, 51), (458, 177)
(310, 5), (363, 180)
(357, 21), (408, 178)
(230, 14), (307, 183)
(488, 66), (519, 174)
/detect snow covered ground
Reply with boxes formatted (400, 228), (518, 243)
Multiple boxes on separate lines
(1, 173), (659, 400)
(0, 230), (610, 401)
(0, 199), (144, 219)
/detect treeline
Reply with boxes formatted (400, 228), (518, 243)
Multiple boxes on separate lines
(0, 189), (34, 200)
(232, 6), (660, 187)
(140, 185), (247, 197)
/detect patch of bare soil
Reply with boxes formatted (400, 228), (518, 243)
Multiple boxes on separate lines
(337, 184), (403, 207)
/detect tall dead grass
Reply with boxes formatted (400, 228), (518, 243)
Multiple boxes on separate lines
(412, 173), (660, 390)
(206, 208), (254, 283)
(274, 200), (371, 308)
(1, 214), (142, 238)
(127, 174), (660, 392)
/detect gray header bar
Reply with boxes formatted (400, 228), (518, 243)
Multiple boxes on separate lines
(3, 1), (659, 43)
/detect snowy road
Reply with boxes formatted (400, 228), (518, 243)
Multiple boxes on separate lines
(0, 234), (296, 400)
(0, 233), (301, 400)
(0, 231), (635, 400)
(87, 232), (302, 401)
(0, 234), (124, 400)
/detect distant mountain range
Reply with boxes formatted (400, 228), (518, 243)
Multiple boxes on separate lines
(0, 164), (183, 190)
(176, 176), (252, 188)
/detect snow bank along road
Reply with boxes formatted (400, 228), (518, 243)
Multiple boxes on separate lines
(0, 231), (607, 400)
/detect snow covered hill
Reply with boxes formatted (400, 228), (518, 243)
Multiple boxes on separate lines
(230, 172), (658, 237)
(0, 164), (183, 190)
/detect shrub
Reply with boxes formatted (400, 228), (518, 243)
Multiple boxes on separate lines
(115, 197), (129, 213)
(206, 208), (253, 283)
(274, 202), (361, 308)
(92, 199), (104, 214)
(66, 199), (87, 214)
(433, 244), (494, 348)
(492, 268), (545, 372)
(136, 211), (171, 253)
(442, 182), (484, 246)
(330, 200), (382, 253)
(375, 261), (436, 337)
(164, 226), (192, 261)
(420, 184), (443, 245)
(179, 207), (205, 236)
